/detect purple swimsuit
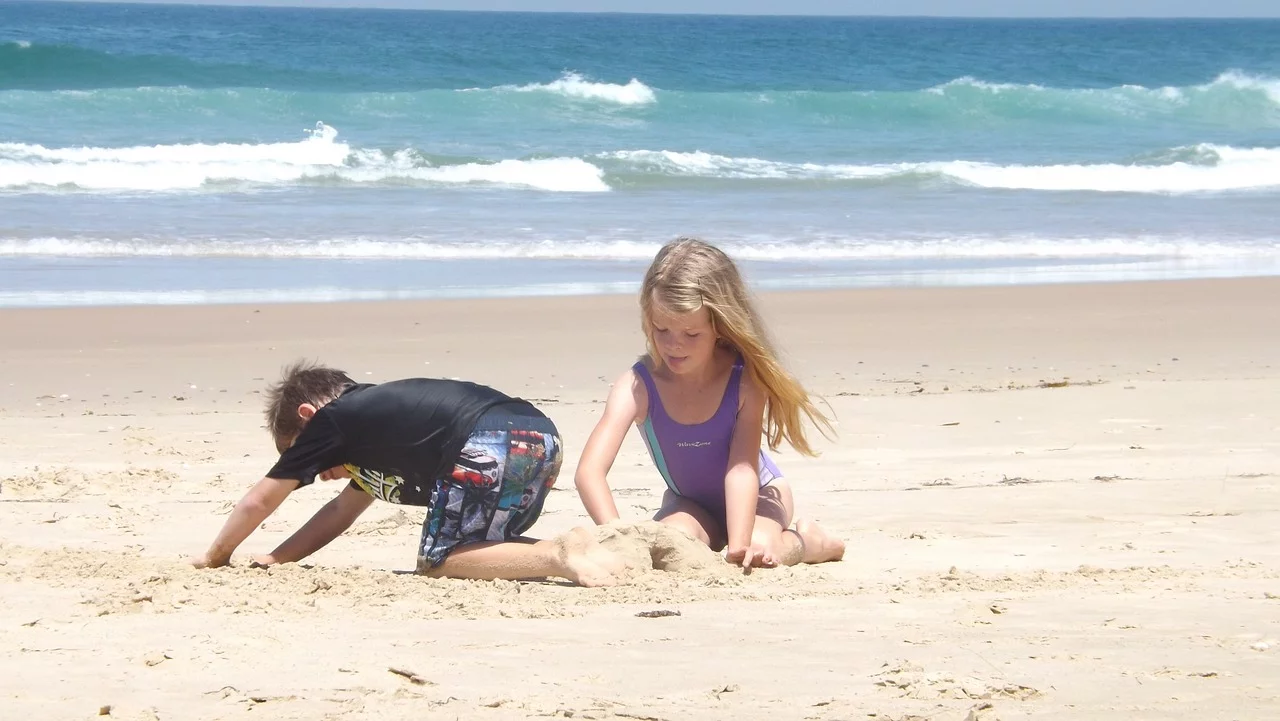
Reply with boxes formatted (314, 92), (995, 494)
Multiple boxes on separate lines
(633, 357), (782, 522)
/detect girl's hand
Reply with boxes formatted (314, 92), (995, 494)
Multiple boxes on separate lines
(724, 541), (778, 571)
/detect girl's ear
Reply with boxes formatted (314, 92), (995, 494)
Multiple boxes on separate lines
(297, 403), (317, 420)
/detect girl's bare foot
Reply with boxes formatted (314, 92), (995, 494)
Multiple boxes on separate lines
(553, 527), (625, 587)
(795, 519), (846, 564)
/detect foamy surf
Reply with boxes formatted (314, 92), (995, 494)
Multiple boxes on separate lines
(605, 145), (1280, 193)
(2, 235), (1275, 261)
(507, 72), (656, 105)
(2, 122), (348, 167)
(1201, 70), (1280, 105)
(934, 144), (1280, 193)
(0, 123), (609, 193)
(925, 71), (1280, 106)
(3, 130), (1276, 195)
(926, 77), (1043, 94)
(605, 150), (901, 180)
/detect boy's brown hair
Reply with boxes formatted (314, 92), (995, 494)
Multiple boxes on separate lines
(264, 360), (356, 453)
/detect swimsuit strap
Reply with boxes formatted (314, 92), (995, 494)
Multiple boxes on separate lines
(632, 361), (668, 422)
(721, 357), (745, 418)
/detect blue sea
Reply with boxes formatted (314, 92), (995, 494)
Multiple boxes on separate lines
(2, 3), (1279, 306)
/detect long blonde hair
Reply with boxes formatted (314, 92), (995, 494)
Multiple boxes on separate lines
(640, 237), (834, 456)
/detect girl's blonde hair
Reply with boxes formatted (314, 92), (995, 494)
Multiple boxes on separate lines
(640, 237), (833, 456)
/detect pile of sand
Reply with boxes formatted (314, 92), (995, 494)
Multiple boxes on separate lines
(591, 520), (735, 577)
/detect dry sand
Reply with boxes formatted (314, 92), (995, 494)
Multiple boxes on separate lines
(1, 278), (1277, 720)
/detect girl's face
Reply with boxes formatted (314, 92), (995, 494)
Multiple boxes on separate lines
(648, 303), (717, 375)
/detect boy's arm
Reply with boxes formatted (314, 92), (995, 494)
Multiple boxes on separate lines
(192, 476), (298, 568)
(257, 483), (374, 565)
(574, 369), (641, 524)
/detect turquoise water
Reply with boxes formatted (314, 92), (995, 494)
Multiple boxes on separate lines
(2, 3), (1279, 305)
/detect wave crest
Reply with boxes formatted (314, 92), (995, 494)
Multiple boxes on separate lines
(604, 144), (1280, 193)
(506, 72), (656, 105)
(2, 126), (1275, 195)
(0, 123), (609, 193)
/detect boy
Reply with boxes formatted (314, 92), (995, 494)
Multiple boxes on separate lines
(191, 361), (622, 587)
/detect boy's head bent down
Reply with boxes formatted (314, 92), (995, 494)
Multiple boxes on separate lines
(265, 360), (356, 453)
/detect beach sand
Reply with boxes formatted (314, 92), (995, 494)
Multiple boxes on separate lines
(1, 278), (1277, 720)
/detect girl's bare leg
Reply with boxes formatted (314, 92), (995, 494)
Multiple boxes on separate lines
(654, 489), (727, 550)
(752, 481), (845, 566)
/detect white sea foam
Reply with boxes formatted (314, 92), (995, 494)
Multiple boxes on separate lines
(932, 144), (1280, 193)
(3, 124), (1275, 195)
(1190, 70), (1280, 105)
(0, 123), (609, 193)
(926, 71), (1280, 107)
(1, 234), (1274, 262)
(606, 149), (899, 180)
(606, 144), (1280, 193)
(0, 281), (642, 308)
(508, 72), (656, 105)
(926, 76), (1043, 94)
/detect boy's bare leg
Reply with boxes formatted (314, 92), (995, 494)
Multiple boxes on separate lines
(553, 526), (631, 584)
(419, 527), (624, 587)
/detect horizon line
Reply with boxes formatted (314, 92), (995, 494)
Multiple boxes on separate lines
(11, 0), (1280, 20)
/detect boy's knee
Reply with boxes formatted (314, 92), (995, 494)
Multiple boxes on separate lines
(415, 556), (436, 576)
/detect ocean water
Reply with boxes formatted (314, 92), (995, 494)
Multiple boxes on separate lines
(2, 3), (1279, 307)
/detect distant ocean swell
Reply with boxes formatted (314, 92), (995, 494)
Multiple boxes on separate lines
(3, 41), (1279, 119)
(1, 123), (1277, 194)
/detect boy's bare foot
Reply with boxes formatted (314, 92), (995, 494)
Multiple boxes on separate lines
(795, 519), (846, 564)
(554, 527), (625, 587)
(189, 553), (229, 569)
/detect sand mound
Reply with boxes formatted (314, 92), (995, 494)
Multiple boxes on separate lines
(592, 520), (735, 577)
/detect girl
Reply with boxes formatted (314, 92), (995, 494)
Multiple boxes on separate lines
(575, 237), (846, 569)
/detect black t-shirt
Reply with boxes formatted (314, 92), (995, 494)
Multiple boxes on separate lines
(266, 378), (533, 506)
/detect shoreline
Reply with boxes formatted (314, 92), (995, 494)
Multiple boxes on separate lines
(3, 267), (1278, 309)
(4, 260), (1279, 310)
(4, 275), (1277, 410)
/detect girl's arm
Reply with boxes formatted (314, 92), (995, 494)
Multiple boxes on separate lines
(191, 476), (298, 568)
(258, 483), (374, 565)
(724, 375), (767, 566)
(574, 369), (642, 524)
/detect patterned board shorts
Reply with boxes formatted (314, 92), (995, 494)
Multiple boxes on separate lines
(415, 409), (562, 569)
(341, 406), (562, 569)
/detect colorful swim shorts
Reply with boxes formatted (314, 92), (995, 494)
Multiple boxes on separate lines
(415, 405), (562, 570)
